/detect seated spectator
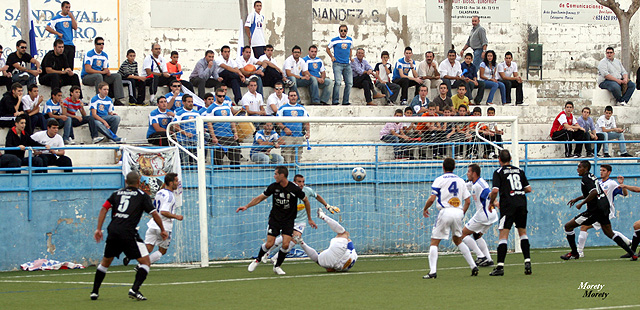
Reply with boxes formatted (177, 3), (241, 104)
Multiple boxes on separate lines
(575, 107), (599, 157)
(452, 84), (470, 111)
(402, 107), (418, 138)
(0, 44), (13, 92)
(416, 103), (442, 159)
(189, 50), (223, 99)
(597, 47), (635, 106)
(409, 85), (430, 115)
(0, 151), (21, 172)
(469, 107), (490, 158)
(6, 40), (41, 86)
(497, 51), (524, 105)
(166, 51), (194, 92)
(550, 101), (586, 158)
(81, 37), (126, 106)
(485, 106), (503, 158)
(63, 85), (101, 144)
(460, 52), (485, 104)
(172, 94), (201, 146)
(285, 45), (320, 105)
(90, 82), (124, 143)
(257, 44), (291, 88)
(392, 46), (423, 104)
(303, 45), (333, 105)
(417, 51), (442, 95)
(144, 43), (176, 103)
(351, 48), (385, 106)
(251, 122), (284, 164)
(432, 83), (453, 114)
(373, 51), (400, 105)
(199, 92), (215, 114)
(118, 49), (147, 105)
(5, 114), (45, 170)
(236, 46), (263, 95)
(30, 118), (73, 172)
(21, 84), (47, 133)
(454, 105), (474, 159)
(276, 91), (310, 163)
(265, 81), (287, 116)
(0, 82), (26, 128)
(39, 39), (81, 93)
(438, 49), (464, 97)
(441, 106), (459, 157)
(596, 105), (632, 157)
(216, 45), (245, 105)
(242, 80), (266, 116)
(205, 88), (240, 167)
(380, 109), (411, 159)
(165, 80), (185, 111)
(478, 50), (506, 105)
(44, 88), (71, 136)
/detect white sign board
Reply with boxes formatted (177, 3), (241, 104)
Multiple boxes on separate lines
(541, 1), (617, 24)
(426, 0), (511, 23)
(0, 0), (120, 70)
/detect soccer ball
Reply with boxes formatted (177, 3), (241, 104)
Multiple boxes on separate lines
(351, 167), (366, 182)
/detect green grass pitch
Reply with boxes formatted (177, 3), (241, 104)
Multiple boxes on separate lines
(1, 247), (639, 310)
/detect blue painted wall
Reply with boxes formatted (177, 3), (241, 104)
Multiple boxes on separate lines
(1, 162), (639, 271)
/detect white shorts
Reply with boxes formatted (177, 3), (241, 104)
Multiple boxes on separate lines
(318, 237), (353, 270)
(144, 228), (171, 249)
(293, 222), (306, 234)
(465, 215), (496, 234)
(431, 208), (464, 240)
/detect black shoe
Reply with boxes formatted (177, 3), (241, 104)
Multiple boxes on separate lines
(128, 95), (137, 105)
(524, 262), (532, 275)
(332, 102), (340, 105)
(489, 267), (504, 276)
(586, 152), (594, 157)
(620, 153), (633, 157)
(560, 252), (579, 260)
(475, 257), (488, 265)
(478, 258), (495, 267)
(621, 252), (632, 258)
(572, 153), (580, 158)
(123, 257), (130, 266)
(114, 99), (126, 106)
(90, 292), (99, 300)
(128, 289), (147, 301)
(422, 272), (437, 279)
(565, 153), (572, 158)
(603, 153), (611, 158)
(471, 267), (479, 276)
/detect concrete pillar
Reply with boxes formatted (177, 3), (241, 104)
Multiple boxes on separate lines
(284, 0), (312, 54)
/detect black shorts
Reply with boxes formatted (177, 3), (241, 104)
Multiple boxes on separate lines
(267, 218), (295, 237)
(104, 233), (148, 260)
(498, 205), (528, 230)
(574, 208), (611, 227)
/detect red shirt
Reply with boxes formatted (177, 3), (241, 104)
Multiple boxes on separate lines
(550, 111), (576, 137)
(167, 62), (182, 80)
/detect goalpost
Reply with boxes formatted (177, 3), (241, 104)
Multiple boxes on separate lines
(167, 115), (519, 267)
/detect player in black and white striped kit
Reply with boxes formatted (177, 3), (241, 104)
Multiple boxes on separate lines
(91, 171), (168, 301)
(488, 149), (533, 276)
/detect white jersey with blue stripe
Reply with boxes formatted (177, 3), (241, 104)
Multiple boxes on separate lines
(302, 56), (325, 78)
(81, 49), (109, 78)
(599, 178), (624, 219)
(328, 36), (353, 64)
(147, 189), (176, 232)
(47, 13), (74, 46)
(244, 11), (265, 47)
(431, 173), (470, 210)
(172, 107), (201, 141)
(469, 178), (498, 224)
(89, 95), (114, 117)
(392, 58), (415, 81)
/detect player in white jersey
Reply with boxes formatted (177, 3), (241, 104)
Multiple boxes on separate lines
(577, 164), (629, 257)
(460, 164), (497, 267)
(123, 173), (182, 266)
(266, 174), (340, 263)
(298, 208), (357, 272)
(422, 158), (477, 279)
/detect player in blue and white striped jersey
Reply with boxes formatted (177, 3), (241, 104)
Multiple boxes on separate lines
(460, 164), (497, 267)
(422, 158), (477, 279)
(276, 91), (309, 163)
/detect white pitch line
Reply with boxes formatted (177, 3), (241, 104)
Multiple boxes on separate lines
(0, 257), (628, 287)
(571, 305), (640, 310)
(0, 280), (128, 286)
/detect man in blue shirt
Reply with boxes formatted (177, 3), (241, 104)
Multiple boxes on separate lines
(303, 45), (332, 105)
(575, 107), (601, 157)
(277, 91), (310, 163)
(460, 53), (485, 105)
(392, 47), (424, 104)
(206, 88), (240, 167)
(251, 122), (284, 165)
(89, 82), (124, 143)
(81, 37), (126, 106)
(147, 96), (175, 146)
(45, 1), (77, 71)
(326, 25), (353, 105)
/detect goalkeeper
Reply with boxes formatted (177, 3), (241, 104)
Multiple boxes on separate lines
(267, 174), (340, 263)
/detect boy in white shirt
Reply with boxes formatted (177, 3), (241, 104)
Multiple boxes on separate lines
(596, 105), (631, 157)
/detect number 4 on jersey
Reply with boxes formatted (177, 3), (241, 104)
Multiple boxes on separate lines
(448, 182), (459, 196)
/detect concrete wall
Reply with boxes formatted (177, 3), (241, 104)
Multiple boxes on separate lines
(1, 163), (639, 270)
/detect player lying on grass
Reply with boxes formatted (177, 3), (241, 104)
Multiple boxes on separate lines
(91, 171), (168, 301)
(123, 173), (183, 268)
(265, 174), (340, 264)
(561, 160), (637, 261)
(616, 180), (640, 258)
(577, 165), (630, 258)
(236, 166), (317, 275)
(297, 208), (358, 272)
(461, 164), (497, 267)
